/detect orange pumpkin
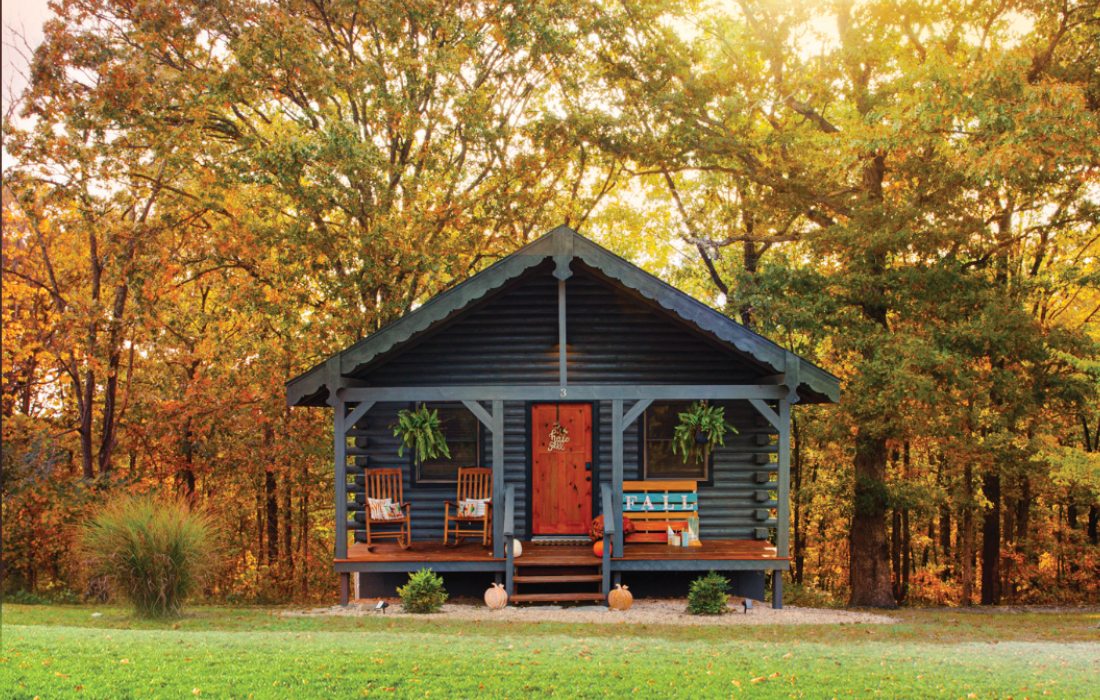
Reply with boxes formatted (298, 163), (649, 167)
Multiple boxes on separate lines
(592, 539), (611, 558)
(484, 582), (508, 610)
(608, 583), (633, 611)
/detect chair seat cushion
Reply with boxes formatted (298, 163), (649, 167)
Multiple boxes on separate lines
(458, 498), (490, 518)
(369, 498), (404, 521)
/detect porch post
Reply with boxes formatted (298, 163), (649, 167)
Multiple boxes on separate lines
(492, 399), (505, 558)
(331, 393), (348, 561)
(611, 399), (624, 555)
(774, 397), (792, 609)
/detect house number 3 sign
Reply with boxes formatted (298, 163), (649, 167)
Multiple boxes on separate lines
(548, 423), (570, 452)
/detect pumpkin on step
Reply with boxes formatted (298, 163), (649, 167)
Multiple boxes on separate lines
(484, 582), (508, 610)
(608, 583), (633, 611)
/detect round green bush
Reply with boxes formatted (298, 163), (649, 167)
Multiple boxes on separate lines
(687, 571), (730, 615)
(82, 494), (216, 618)
(398, 568), (448, 613)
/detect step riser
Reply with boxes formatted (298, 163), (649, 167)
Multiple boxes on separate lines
(513, 575), (603, 584)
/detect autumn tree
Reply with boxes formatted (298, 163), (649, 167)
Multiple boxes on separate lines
(585, 0), (1099, 606)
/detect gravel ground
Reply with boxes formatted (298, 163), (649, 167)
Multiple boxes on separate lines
(285, 598), (898, 626)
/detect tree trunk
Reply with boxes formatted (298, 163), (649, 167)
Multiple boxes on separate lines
(179, 414), (197, 501)
(980, 471), (1001, 604)
(740, 221), (759, 327)
(960, 464), (975, 606)
(901, 508), (911, 603)
(1003, 493), (1016, 600)
(849, 432), (897, 607)
(79, 369), (96, 480)
(891, 507), (902, 600)
(937, 453), (951, 578)
(1016, 476), (1030, 547)
(265, 467), (279, 564)
(1088, 505), (1098, 546)
(283, 477), (293, 565)
(923, 518), (933, 568)
(96, 282), (131, 478)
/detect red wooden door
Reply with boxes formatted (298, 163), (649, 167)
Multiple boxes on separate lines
(531, 403), (593, 535)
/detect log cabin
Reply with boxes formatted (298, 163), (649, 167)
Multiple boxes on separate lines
(286, 226), (840, 607)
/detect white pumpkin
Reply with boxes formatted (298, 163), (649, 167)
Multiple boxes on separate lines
(511, 540), (523, 558)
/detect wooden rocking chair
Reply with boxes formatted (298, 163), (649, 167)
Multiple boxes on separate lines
(443, 467), (493, 547)
(364, 468), (411, 549)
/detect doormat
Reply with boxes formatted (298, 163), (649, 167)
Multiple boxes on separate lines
(529, 536), (590, 546)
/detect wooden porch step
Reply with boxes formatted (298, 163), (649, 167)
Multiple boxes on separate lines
(513, 574), (603, 584)
(509, 592), (607, 603)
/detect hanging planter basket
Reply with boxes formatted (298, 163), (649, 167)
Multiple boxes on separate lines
(672, 401), (736, 464)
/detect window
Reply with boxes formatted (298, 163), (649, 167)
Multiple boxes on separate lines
(642, 401), (710, 481)
(415, 405), (481, 483)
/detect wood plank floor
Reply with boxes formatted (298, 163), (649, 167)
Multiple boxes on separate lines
(337, 539), (783, 563)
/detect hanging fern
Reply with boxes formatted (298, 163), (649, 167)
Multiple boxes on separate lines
(672, 401), (736, 464)
(393, 404), (451, 461)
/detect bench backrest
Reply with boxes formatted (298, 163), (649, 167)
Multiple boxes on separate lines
(622, 480), (698, 541)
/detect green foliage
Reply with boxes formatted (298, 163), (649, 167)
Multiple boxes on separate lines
(854, 474), (891, 518)
(687, 571), (730, 615)
(4, 586), (84, 605)
(82, 495), (217, 618)
(397, 568), (448, 614)
(672, 402), (736, 464)
(780, 581), (842, 609)
(3, 590), (53, 605)
(393, 405), (451, 461)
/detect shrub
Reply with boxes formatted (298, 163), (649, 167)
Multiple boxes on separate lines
(4, 589), (52, 605)
(687, 571), (730, 615)
(398, 568), (448, 613)
(82, 494), (216, 618)
(782, 581), (842, 608)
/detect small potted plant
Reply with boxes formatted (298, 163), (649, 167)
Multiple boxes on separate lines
(672, 401), (736, 464)
(393, 404), (451, 461)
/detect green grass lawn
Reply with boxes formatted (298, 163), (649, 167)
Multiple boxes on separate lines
(1, 604), (1097, 698)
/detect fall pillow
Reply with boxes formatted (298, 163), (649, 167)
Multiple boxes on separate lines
(459, 498), (490, 517)
(369, 498), (403, 521)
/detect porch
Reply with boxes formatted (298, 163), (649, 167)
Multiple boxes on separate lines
(335, 537), (787, 605)
(335, 539), (785, 572)
(330, 389), (797, 606)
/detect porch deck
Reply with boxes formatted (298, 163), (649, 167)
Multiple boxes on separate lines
(334, 539), (787, 573)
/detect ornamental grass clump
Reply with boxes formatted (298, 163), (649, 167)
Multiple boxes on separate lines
(687, 571), (730, 615)
(82, 494), (216, 618)
(398, 568), (448, 613)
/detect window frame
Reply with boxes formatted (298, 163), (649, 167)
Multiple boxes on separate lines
(640, 401), (714, 484)
(412, 403), (483, 485)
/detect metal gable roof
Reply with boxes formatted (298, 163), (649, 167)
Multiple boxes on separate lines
(286, 226), (841, 406)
